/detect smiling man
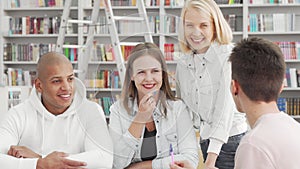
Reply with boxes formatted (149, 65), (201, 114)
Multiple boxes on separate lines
(0, 52), (113, 169)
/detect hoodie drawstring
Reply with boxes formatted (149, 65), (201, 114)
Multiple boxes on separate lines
(66, 114), (72, 145)
(41, 110), (45, 153)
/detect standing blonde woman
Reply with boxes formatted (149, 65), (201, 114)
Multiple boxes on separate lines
(176, 0), (248, 169)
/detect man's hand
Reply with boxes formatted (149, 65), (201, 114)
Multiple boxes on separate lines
(37, 151), (87, 169)
(170, 160), (194, 169)
(7, 145), (41, 158)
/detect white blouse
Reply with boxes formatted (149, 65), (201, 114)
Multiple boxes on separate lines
(109, 99), (199, 169)
(176, 42), (248, 155)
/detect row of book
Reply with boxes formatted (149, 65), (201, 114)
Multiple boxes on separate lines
(85, 70), (121, 89)
(4, 67), (176, 91)
(63, 43), (78, 61)
(249, 0), (300, 4)
(164, 43), (182, 61)
(114, 14), (180, 35)
(7, 88), (22, 109)
(89, 0), (185, 7)
(248, 13), (296, 32)
(118, 14), (236, 34)
(168, 71), (176, 89)
(2, 41), (182, 63)
(91, 41), (181, 62)
(9, 0), (64, 8)
(277, 97), (300, 116)
(7, 13), (237, 37)
(83, 16), (109, 35)
(162, 15), (180, 34)
(116, 43), (181, 62)
(5, 68), (36, 87)
(284, 68), (300, 88)
(91, 42), (114, 62)
(4, 67), (175, 93)
(91, 42), (134, 62)
(89, 0), (241, 7)
(8, 0), (245, 8)
(8, 16), (75, 35)
(274, 41), (300, 60)
(88, 95), (119, 116)
(84, 14), (237, 35)
(215, 0), (243, 4)
(4, 41), (299, 64)
(224, 14), (238, 32)
(3, 43), (55, 62)
(3, 43), (78, 62)
(84, 15), (161, 35)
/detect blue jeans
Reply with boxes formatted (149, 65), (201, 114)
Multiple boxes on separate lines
(200, 133), (245, 169)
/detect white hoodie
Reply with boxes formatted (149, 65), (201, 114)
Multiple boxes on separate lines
(0, 78), (113, 169)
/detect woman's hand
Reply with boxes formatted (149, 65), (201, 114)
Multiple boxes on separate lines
(135, 92), (157, 124)
(170, 160), (194, 169)
(204, 153), (219, 169)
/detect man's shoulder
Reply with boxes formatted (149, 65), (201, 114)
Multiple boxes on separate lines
(76, 99), (103, 114)
(8, 99), (32, 114)
(83, 99), (100, 107)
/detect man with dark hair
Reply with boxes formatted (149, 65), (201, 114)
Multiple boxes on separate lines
(0, 52), (113, 169)
(229, 37), (300, 169)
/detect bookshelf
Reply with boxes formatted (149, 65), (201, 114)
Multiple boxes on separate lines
(0, 0), (300, 118)
(0, 86), (31, 122)
(0, 0), (79, 86)
(246, 2), (300, 119)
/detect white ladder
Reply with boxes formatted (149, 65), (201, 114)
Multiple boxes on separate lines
(104, 0), (153, 85)
(56, 0), (101, 81)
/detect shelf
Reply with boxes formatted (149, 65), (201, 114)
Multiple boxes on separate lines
(92, 34), (160, 38)
(86, 88), (122, 92)
(159, 33), (178, 37)
(248, 32), (300, 35)
(163, 4), (243, 9)
(89, 61), (116, 65)
(248, 4), (300, 7)
(88, 61), (177, 65)
(160, 32), (243, 37)
(4, 61), (37, 64)
(163, 6), (184, 10)
(285, 60), (300, 63)
(84, 6), (160, 10)
(283, 87), (300, 91)
(3, 34), (78, 38)
(3, 7), (78, 17)
(248, 4), (300, 13)
(4, 7), (78, 11)
(166, 61), (177, 64)
(218, 4), (243, 8)
(4, 61), (77, 64)
(233, 32), (243, 35)
(291, 115), (300, 119)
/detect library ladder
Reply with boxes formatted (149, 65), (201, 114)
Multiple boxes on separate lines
(56, 0), (101, 81)
(104, 0), (154, 85)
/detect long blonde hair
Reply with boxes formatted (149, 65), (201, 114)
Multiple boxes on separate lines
(178, 0), (233, 53)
